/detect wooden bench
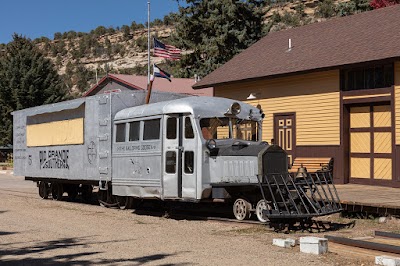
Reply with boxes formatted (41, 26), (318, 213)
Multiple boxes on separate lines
(289, 157), (334, 173)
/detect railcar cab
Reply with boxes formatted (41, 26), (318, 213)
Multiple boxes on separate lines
(112, 96), (264, 202)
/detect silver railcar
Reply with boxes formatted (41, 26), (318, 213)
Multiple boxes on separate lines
(13, 93), (341, 222)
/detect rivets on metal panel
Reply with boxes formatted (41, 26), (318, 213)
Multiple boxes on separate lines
(99, 119), (108, 126)
(98, 134), (109, 141)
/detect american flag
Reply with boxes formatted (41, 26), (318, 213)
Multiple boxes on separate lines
(153, 38), (181, 60)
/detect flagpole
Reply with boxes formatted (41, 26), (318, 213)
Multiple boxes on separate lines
(147, 0), (150, 85)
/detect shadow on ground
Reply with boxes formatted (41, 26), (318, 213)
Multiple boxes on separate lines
(0, 231), (16, 236)
(272, 220), (357, 234)
(0, 236), (191, 265)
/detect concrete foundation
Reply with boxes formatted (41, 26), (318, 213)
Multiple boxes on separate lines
(375, 255), (400, 266)
(299, 237), (328, 255)
(272, 238), (296, 248)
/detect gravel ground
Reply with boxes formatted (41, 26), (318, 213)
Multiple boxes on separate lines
(0, 174), (398, 266)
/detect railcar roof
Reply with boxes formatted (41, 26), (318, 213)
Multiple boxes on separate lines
(114, 96), (257, 121)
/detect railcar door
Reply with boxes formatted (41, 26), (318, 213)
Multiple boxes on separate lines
(163, 114), (197, 199)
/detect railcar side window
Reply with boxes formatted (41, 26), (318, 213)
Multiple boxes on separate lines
(200, 118), (229, 140)
(167, 117), (177, 139)
(116, 123), (126, 142)
(166, 151), (176, 173)
(184, 151), (194, 174)
(200, 117), (258, 141)
(143, 119), (160, 140)
(129, 121), (140, 141)
(185, 117), (194, 139)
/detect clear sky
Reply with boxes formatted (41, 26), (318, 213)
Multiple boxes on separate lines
(0, 0), (182, 44)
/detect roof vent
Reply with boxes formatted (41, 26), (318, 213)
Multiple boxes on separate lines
(288, 38), (292, 52)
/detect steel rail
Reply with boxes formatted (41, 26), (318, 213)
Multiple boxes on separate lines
(375, 231), (400, 239)
(325, 235), (400, 255)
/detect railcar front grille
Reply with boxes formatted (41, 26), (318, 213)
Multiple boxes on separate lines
(258, 171), (342, 219)
(262, 151), (288, 176)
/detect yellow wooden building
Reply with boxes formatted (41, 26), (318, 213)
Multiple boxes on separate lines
(193, 5), (400, 187)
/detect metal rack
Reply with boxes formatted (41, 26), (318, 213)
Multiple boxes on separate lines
(258, 170), (342, 219)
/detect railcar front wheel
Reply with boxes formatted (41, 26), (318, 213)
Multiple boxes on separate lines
(233, 198), (251, 220)
(255, 199), (271, 223)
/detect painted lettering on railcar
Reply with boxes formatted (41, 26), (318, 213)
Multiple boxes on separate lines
(39, 150), (69, 169)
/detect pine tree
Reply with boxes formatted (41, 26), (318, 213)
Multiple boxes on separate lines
(121, 25), (131, 40)
(173, 0), (265, 78)
(0, 34), (69, 145)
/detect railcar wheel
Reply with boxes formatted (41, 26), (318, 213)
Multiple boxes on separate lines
(82, 185), (93, 202)
(38, 181), (49, 199)
(98, 190), (108, 207)
(51, 183), (63, 201)
(255, 199), (271, 223)
(67, 188), (78, 201)
(233, 198), (251, 220)
(117, 196), (133, 210)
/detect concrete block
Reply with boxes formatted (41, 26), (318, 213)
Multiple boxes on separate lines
(300, 237), (328, 255)
(378, 217), (388, 224)
(375, 255), (400, 266)
(272, 238), (296, 248)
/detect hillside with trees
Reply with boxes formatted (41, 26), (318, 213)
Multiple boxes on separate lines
(0, 0), (387, 99)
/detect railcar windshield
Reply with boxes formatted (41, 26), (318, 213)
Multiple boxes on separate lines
(200, 117), (259, 141)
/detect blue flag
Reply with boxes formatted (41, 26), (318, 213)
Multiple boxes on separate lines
(153, 64), (171, 82)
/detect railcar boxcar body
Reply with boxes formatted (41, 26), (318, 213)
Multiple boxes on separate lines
(13, 91), (341, 222)
(12, 91), (185, 185)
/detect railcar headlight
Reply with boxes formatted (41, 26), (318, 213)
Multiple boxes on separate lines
(206, 139), (217, 150)
(230, 102), (241, 115)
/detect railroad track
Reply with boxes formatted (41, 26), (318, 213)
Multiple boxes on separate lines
(326, 231), (400, 260)
(1, 188), (266, 226)
(0, 188), (353, 230)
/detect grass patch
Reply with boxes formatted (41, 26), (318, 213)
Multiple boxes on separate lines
(228, 225), (271, 235)
(135, 219), (148, 225)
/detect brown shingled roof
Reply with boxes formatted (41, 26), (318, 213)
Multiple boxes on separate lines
(84, 74), (213, 96)
(193, 5), (400, 89)
(110, 74), (213, 96)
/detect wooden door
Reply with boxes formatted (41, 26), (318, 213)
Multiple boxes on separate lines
(274, 114), (296, 165)
(349, 105), (393, 181)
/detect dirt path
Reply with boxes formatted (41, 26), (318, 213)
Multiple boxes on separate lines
(0, 174), (397, 265)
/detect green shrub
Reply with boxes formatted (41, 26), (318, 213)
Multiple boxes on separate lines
(135, 36), (148, 52)
(281, 11), (301, 27)
(316, 0), (337, 18)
